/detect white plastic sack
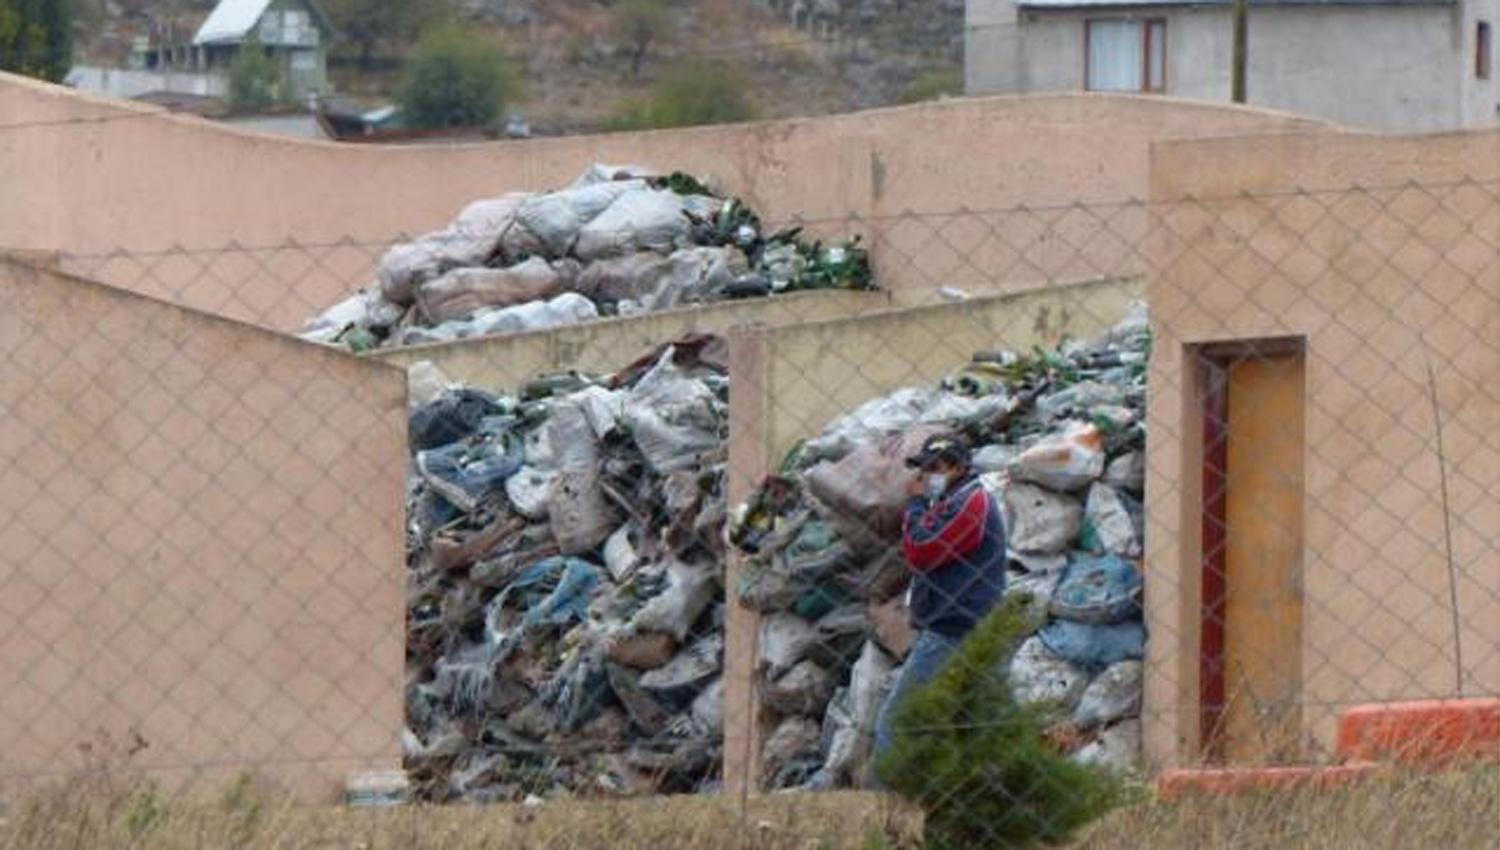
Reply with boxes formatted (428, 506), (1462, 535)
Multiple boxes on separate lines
(503, 180), (644, 259)
(764, 659), (835, 716)
(1009, 635), (1089, 709)
(801, 388), (937, 463)
(575, 189), (691, 261)
(378, 193), (529, 305)
(1073, 660), (1143, 729)
(570, 163), (657, 188)
(758, 613), (819, 678)
(1071, 718), (1141, 773)
(848, 640), (895, 733)
(691, 676), (724, 732)
(1102, 451), (1146, 493)
(1003, 483), (1083, 555)
(505, 468), (555, 520)
(468, 292), (599, 338)
(1084, 483), (1141, 557)
(574, 252), (673, 303)
(405, 360), (454, 408)
(631, 560), (716, 641)
(640, 246), (748, 310)
(567, 385), (625, 440)
(416, 258), (567, 324)
(1009, 422), (1106, 492)
(603, 525), (640, 583)
(622, 350), (722, 474)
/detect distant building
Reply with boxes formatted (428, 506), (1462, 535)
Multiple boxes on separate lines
(966, 0), (1500, 132)
(149, 0), (336, 102)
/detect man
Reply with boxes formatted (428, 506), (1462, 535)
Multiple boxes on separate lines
(872, 433), (1007, 765)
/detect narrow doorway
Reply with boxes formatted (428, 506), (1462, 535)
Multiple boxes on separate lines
(1199, 341), (1306, 764)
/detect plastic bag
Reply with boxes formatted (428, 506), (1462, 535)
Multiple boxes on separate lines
(1009, 635), (1090, 709)
(1073, 660), (1143, 729)
(1009, 422), (1106, 492)
(1003, 482), (1084, 555)
(1036, 618), (1146, 671)
(575, 188), (691, 261)
(1048, 552), (1143, 625)
(631, 560), (716, 641)
(416, 258), (566, 324)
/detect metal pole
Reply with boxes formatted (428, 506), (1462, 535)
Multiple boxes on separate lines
(1232, 0), (1248, 103)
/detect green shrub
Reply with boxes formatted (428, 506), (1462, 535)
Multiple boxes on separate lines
(0, 0), (72, 82)
(612, 62), (756, 130)
(611, 0), (670, 77)
(899, 68), (963, 104)
(399, 24), (517, 129)
(226, 37), (282, 113)
(874, 598), (1124, 849)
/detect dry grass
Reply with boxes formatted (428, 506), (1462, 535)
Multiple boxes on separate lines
(1074, 763), (1499, 850)
(1, 764), (1494, 849)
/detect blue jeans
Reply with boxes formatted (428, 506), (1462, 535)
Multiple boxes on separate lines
(871, 629), (961, 778)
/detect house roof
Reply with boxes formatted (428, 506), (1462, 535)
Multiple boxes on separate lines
(192, 0), (334, 46)
(193, 0), (273, 45)
(1016, 0), (1453, 8)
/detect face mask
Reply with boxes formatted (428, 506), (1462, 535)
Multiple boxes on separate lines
(925, 473), (949, 500)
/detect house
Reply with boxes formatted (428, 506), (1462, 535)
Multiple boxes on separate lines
(151, 0), (335, 102)
(966, 0), (1500, 132)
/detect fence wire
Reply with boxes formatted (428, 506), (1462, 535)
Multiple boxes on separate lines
(1, 176), (1496, 846)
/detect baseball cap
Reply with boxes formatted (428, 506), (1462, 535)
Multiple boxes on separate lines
(905, 433), (972, 470)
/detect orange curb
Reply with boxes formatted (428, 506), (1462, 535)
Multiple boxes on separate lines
(1156, 763), (1383, 802)
(1336, 698), (1500, 767)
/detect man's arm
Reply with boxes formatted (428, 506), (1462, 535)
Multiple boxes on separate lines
(901, 487), (991, 572)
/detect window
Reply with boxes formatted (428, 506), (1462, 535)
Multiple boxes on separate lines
(290, 50), (317, 71)
(1479, 21), (1492, 81)
(1086, 19), (1167, 93)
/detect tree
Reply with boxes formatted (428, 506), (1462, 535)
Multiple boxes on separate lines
(399, 24), (517, 130)
(0, 0), (72, 83)
(226, 36), (282, 114)
(874, 598), (1125, 850)
(612, 62), (756, 130)
(611, 0), (669, 78)
(322, 0), (450, 71)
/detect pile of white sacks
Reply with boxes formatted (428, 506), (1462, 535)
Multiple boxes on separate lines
(731, 304), (1151, 789)
(302, 165), (871, 351)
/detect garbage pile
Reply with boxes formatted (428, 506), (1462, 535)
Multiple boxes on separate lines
(303, 165), (873, 351)
(402, 335), (732, 802)
(730, 305), (1151, 789)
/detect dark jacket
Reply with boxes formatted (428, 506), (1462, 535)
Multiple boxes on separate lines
(901, 473), (1006, 637)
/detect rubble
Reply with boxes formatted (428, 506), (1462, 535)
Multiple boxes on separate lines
(401, 302), (1151, 802)
(303, 165), (874, 351)
(402, 336), (730, 803)
(730, 307), (1151, 788)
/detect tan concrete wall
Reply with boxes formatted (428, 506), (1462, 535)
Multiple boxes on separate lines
(0, 73), (1320, 331)
(0, 258), (408, 798)
(373, 290), (894, 392)
(1143, 129), (1500, 767)
(722, 276), (1142, 791)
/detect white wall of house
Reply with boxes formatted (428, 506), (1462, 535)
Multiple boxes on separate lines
(967, 0), (1500, 132)
(67, 66), (229, 100)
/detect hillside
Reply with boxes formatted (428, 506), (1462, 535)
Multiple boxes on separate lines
(72, 0), (965, 134)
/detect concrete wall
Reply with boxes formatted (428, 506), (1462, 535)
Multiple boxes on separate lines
(968, 0), (1500, 133)
(373, 290), (895, 391)
(1143, 129), (1500, 766)
(722, 276), (1143, 791)
(0, 259), (408, 798)
(0, 72), (1319, 331)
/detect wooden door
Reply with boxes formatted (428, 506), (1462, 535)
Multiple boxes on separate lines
(1203, 351), (1306, 763)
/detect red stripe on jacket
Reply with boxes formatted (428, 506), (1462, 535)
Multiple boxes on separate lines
(902, 487), (990, 572)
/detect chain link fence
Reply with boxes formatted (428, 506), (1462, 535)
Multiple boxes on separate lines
(1, 174), (1495, 844)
